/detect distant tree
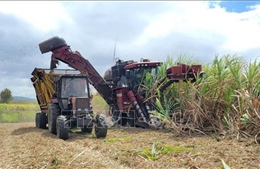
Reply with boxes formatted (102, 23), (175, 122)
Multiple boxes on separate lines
(0, 88), (13, 103)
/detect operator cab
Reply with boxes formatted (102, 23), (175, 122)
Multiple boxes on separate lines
(109, 58), (162, 91)
(57, 75), (92, 114)
(61, 77), (89, 98)
(124, 59), (163, 91)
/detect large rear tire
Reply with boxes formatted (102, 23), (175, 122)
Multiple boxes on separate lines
(48, 104), (60, 134)
(56, 115), (69, 140)
(95, 114), (107, 138)
(36, 112), (47, 129)
(35, 113), (40, 128)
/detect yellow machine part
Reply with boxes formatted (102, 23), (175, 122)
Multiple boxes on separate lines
(31, 68), (58, 111)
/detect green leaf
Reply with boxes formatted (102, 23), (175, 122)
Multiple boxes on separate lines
(221, 159), (231, 169)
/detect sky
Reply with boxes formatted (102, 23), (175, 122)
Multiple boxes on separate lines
(0, 1), (260, 99)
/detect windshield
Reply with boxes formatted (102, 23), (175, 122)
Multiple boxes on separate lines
(132, 67), (158, 82)
(61, 77), (89, 97)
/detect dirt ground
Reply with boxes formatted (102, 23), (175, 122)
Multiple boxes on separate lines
(0, 122), (259, 169)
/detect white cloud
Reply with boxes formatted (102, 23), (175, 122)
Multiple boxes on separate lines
(0, 1), (73, 32)
(0, 76), (34, 98)
(1, 1), (260, 98)
(135, 1), (260, 56)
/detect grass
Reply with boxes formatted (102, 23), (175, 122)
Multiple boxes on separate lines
(2, 122), (257, 169)
(0, 94), (109, 123)
(136, 143), (192, 161)
(91, 93), (109, 114)
(0, 102), (39, 123)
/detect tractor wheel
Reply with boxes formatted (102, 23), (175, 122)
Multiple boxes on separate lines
(48, 104), (60, 134)
(95, 114), (107, 138)
(56, 115), (69, 140)
(39, 113), (47, 129)
(35, 112), (40, 128)
(81, 121), (93, 133)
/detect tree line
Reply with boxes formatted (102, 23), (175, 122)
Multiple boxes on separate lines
(0, 88), (13, 103)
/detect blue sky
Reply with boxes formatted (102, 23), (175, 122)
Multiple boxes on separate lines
(219, 1), (260, 12)
(0, 1), (260, 98)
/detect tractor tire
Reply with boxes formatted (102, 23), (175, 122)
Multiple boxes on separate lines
(56, 115), (69, 140)
(36, 112), (47, 129)
(40, 113), (47, 129)
(95, 114), (107, 138)
(81, 121), (93, 133)
(48, 104), (60, 134)
(35, 112), (40, 128)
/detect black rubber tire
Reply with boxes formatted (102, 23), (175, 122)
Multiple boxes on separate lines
(35, 112), (40, 128)
(39, 113), (47, 129)
(48, 104), (60, 134)
(95, 114), (107, 138)
(56, 115), (69, 140)
(81, 121), (93, 133)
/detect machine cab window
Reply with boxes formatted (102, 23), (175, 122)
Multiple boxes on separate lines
(61, 77), (89, 98)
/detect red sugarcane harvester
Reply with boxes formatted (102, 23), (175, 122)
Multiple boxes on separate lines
(38, 36), (203, 129)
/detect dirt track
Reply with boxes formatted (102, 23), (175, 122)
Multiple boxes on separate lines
(0, 122), (260, 169)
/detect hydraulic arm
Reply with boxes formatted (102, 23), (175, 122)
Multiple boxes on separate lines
(38, 37), (115, 106)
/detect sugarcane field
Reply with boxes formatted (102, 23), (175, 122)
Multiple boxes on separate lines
(1, 1), (260, 169)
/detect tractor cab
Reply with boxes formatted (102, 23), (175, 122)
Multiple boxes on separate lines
(56, 75), (92, 118)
